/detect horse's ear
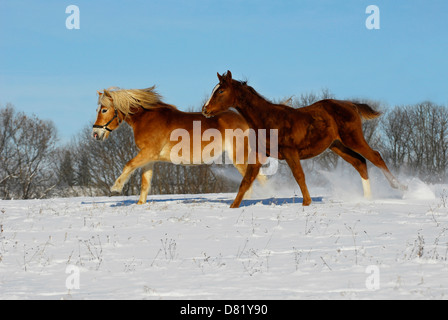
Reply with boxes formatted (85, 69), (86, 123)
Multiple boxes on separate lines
(225, 70), (232, 81)
(103, 89), (111, 97)
(97, 90), (103, 96)
(217, 72), (223, 82)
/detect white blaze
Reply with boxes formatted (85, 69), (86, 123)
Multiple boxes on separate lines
(204, 84), (220, 107)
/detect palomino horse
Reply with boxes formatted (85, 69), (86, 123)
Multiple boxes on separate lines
(92, 86), (265, 205)
(202, 71), (406, 207)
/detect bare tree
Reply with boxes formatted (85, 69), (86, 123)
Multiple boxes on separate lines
(0, 105), (58, 199)
(58, 149), (75, 187)
(380, 102), (448, 182)
(408, 102), (448, 181)
(381, 106), (412, 171)
(69, 124), (140, 196)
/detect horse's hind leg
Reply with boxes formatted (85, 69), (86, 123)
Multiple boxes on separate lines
(340, 131), (407, 191)
(330, 140), (371, 198)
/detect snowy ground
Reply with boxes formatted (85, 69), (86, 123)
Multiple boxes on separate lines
(1, 173), (448, 300)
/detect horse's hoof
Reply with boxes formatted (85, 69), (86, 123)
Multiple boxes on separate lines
(230, 202), (240, 209)
(109, 190), (121, 197)
(302, 199), (312, 206)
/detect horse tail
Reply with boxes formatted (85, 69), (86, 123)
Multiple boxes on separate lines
(354, 103), (382, 120)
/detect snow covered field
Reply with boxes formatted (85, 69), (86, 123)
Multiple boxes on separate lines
(1, 174), (448, 300)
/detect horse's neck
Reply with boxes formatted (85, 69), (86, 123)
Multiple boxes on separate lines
(121, 109), (138, 128)
(123, 107), (151, 128)
(124, 105), (175, 129)
(236, 89), (275, 129)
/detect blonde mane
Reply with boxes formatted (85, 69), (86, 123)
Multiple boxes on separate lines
(98, 86), (172, 115)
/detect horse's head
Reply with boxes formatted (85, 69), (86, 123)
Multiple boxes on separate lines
(92, 90), (123, 141)
(202, 70), (237, 118)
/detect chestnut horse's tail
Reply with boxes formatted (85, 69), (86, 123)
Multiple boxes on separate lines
(354, 103), (382, 120)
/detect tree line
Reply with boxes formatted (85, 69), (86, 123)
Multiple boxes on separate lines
(1, 92), (447, 200)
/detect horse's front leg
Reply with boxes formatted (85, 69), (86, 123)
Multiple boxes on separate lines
(137, 162), (155, 205)
(110, 151), (151, 194)
(282, 149), (312, 206)
(231, 162), (262, 208)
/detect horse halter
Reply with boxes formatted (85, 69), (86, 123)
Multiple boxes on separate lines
(93, 108), (122, 132)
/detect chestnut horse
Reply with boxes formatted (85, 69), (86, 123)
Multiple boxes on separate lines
(202, 71), (406, 207)
(92, 86), (265, 205)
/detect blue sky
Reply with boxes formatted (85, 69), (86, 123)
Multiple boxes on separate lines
(1, 0), (447, 143)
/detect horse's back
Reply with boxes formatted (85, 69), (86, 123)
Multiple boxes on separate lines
(299, 99), (364, 123)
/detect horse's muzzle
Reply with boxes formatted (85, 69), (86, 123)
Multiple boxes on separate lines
(202, 107), (213, 118)
(92, 128), (107, 141)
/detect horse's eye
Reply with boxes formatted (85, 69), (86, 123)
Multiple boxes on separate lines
(218, 90), (224, 94)
(101, 109), (108, 113)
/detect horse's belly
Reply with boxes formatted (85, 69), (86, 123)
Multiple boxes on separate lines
(158, 141), (225, 164)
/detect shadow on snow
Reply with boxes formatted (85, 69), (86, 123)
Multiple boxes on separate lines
(82, 196), (324, 207)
